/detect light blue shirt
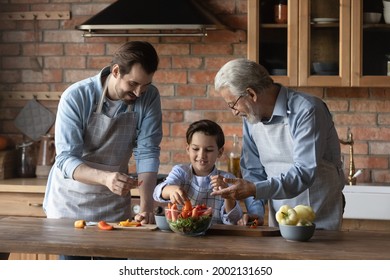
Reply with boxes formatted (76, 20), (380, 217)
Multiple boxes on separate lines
(242, 85), (343, 200)
(53, 66), (162, 179)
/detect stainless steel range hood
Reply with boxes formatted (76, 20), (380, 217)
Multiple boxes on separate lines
(76, 0), (226, 37)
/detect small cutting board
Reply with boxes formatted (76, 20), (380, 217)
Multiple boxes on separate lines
(86, 222), (158, 231)
(110, 223), (158, 231)
(208, 224), (280, 237)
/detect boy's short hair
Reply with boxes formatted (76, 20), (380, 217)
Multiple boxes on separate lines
(186, 119), (225, 149)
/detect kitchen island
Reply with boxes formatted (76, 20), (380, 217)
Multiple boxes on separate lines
(0, 216), (389, 260)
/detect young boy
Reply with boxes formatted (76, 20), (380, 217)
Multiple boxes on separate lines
(153, 119), (243, 224)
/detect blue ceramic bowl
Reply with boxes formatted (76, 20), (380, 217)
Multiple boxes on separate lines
(279, 223), (316, 242)
(154, 215), (171, 232)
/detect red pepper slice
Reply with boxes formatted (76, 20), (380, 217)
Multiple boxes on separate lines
(98, 220), (114, 230)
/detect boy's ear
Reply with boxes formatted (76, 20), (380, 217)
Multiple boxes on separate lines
(186, 144), (190, 154)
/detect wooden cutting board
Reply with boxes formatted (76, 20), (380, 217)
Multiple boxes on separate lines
(86, 222), (158, 231)
(208, 224), (280, 237)
(110, 223), (158, 231)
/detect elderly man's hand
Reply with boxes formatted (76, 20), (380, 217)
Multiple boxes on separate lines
(210, 178), (256, 200)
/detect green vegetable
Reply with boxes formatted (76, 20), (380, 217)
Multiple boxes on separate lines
(168, 215), (212, 235)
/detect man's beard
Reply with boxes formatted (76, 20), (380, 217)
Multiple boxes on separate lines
(245, 106), (261, 124)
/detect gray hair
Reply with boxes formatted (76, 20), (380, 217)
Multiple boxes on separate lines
(214, 58), (273, 97)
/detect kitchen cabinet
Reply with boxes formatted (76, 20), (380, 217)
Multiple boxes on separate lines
(0, 179), (58, 260)
(247, 0), (390, 87)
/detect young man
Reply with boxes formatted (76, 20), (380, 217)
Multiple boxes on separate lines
(44, 41), (162, 231)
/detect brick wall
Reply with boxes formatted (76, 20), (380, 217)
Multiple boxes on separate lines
(0, 0), (389, 184)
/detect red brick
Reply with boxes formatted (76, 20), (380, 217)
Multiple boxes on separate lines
(233, 43), (247, 56)
(176, 84), (206, 97)
(172, 151), (189, 164)
(205, 57), (234, 70)
(65, 43), (105, 55)
(188, 70), (218, 84)
(370, 142), (390, 155)
(154, 70), (187, 84)
(355, 156), (389, 169)
(23, 43), (64, 56)
(192, 43), (232, 55)
(298, 87), (324, 98)
(156, 85), (174, 97)
(6, 83), (49, 92)
(378, 114), (390, 125)
(64, 70), (96, 83)
(71, 3), (110, 16)
(354, 127), (390, 141)
(87, 56), (111, 69)
(194, 97), (226, 110)
(172, 57), (202, 69)
(0, 70), (20, 83)
(161, 98), (192, 110)
(160, 136), (186, 151)
(203, 111), (239, 123)
(0, 44), (21, 55)
(183, 111), (204, 123)
(372, 170), (390, 183)
(350, 100), (390, 113)
(162, 111), (184, 123)
(158, 57), (172, 69)
(324, 99), (349, 112)
(21, 69), (62, 83)
(171, 123), (191, 138)
(205, 29), (245, 43)
(333, 113), (376, 126)
(2, 31), (34, 42)
(326, 87), (369, 98)
(46, 56), (86, 69)
(155, 44), (190, 56)
(44, 30), (84, 43)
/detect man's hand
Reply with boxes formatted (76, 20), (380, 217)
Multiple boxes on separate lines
(105, 173), (138, 196)
(237, 213), (264, 226)
(134, 211), (155, 224)
(210, 178), (256, 200)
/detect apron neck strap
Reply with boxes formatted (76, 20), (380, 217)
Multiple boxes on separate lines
(96, 74), (110, 113)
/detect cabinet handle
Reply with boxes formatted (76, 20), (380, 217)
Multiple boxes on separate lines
(29, 203), (43, 207)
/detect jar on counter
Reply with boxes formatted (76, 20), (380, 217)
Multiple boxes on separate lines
(227, 134), (242, 178)
(17, 141), (37, 178)
(274, 0), (288, 24)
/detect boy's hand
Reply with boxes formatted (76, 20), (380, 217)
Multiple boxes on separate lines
(165, 185), (189, 205)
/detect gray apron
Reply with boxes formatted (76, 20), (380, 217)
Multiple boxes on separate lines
(46, 76), (138, 222)
(251, 118), (344, 230)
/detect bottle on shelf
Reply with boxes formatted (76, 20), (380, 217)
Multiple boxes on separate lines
(274, 0), (288, 24)
(228, 134), (242, 178)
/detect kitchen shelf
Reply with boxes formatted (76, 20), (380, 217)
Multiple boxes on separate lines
(247, 0), (390, 87)
(0, 11), (70, 21)
(0, 91), (62, 101)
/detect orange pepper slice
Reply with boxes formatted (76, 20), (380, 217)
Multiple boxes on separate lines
(98, 220), (114, 230)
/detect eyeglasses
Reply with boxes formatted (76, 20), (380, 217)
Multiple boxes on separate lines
(227, 94), (246, 110)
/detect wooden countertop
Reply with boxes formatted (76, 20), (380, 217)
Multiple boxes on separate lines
(0, 216), (389, 260)
(0, 178), (47, 193)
